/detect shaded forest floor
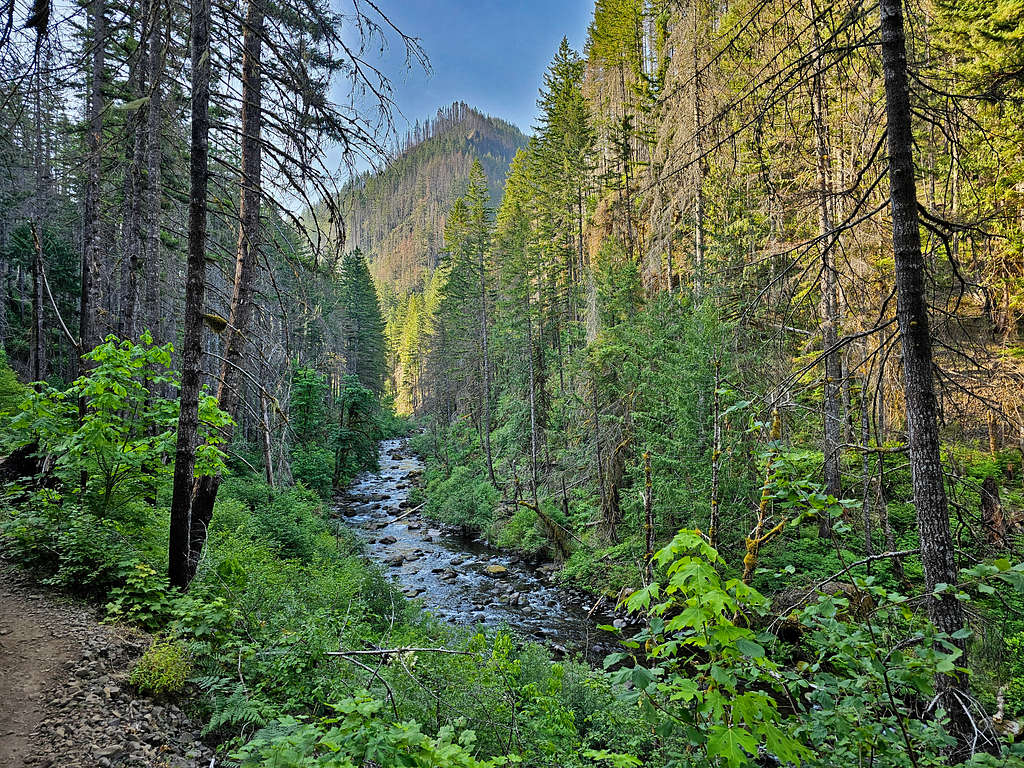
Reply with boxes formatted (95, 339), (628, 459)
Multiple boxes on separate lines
(0, 564), (214, 767)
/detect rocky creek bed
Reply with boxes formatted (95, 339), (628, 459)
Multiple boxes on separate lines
(337, 438), (628, 659)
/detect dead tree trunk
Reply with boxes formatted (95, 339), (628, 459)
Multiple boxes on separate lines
(80, 0), (105, 362)
(692, 0), (705, 299)
(809, 0), (841, 537)
(168, 0), (211, 590)
(189, 0), (265, 573)
(31, 68), (46, 381)
(143, 0), (165, 342)
(980, 476), (1005, 548)
(879, 0), (981, 755)
(120, 0), (151, 341)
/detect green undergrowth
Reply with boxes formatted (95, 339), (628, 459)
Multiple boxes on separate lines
(4, 337), (1024, 766)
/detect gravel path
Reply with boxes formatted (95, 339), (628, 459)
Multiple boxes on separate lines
(0, 564), (215, 767)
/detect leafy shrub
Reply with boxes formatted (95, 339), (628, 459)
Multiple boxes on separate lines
(0, 348), (26, 416)
(0, 495), (137, 596)
(291, 445), (335, 500)
(493, 505), (547, 555)
(1007, 632), (1024, 716)
(252, 485), (328, 560)
(233, 694), (495, 768)
(4, 334), (230, 515)
(426, 465), (498, 531)
(611, 530), (1024, 767)
(106, 560), (177, 631)
(130, 638), (193, 696)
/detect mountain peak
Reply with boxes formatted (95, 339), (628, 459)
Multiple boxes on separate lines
(339, 103), (527, 296)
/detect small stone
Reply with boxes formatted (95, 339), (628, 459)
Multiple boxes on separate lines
(484, 564), (507, 575)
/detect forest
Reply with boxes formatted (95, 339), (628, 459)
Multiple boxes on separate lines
(1, 0), (1024, 766)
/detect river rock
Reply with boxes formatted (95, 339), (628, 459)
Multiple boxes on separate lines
(385, 554), (405, 567)
(484, 564), (507, 575)
(378, 535), (397, 545)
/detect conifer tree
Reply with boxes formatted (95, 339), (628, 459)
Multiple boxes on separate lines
(339, 248), (387, 395)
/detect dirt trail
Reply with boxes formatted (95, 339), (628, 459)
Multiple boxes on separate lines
(0, 566), (78, 765)
(0, 565), (214, 767)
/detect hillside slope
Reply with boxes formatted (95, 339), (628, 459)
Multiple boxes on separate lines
(338, 102), (527, 296)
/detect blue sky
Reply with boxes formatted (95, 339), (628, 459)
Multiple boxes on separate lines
(355, 0), (593, 139)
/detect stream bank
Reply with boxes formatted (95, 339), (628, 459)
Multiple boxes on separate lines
(335, 438), (625, 658)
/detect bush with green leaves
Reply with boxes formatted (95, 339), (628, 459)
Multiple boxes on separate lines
(0, 348), (26, 417)
(426, 465), (499, 531)
(493, 504), (547, 555)
(0, 491), (141, 596)
(234, 691), (641, 768)
(3, 333), (231, 516)
(1006, 632), (1024, 717)
(291, 445), (335, 500)
(609, 530), (1024, 767)
(130, 638), (193, 696)
(106, 560), (178, 631)
(233, 695), (495, 768)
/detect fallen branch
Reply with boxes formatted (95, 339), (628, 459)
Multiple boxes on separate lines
(331, 653), (399, 719)
(32, 222), (80, 350)
(326, 646), (472, 657)
(392, 502), (425, 522)
(772, 548), (921, 625)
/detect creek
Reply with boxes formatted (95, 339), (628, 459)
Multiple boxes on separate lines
(335, 438), (623, 659)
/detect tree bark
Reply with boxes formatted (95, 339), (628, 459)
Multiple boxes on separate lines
(809, 0), (841, 537)
(692, 0), (705, 299)
(120, 0), (150, 341)
(189, 0), (265, 573)
(980, 476), (1004, 548)
(31, 69), (46, 382)
(879, 0), (979, 755)
(143, 0), (165, 343)
(168, 0), (211, 590)
(80, 0), (105, 362)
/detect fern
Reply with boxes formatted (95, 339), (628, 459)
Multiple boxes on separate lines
(204, 685), (277, 736)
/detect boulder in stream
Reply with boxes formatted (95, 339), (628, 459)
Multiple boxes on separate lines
(484, 564), (507, 576)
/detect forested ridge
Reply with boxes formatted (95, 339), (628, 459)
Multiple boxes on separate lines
(337, 102), (527, 296)
(2, 0), (1024, 766)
